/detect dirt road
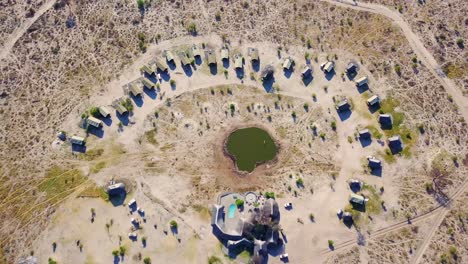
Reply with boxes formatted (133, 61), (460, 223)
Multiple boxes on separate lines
(321, 177), (468, 258)
(321, 0), (468, 122)
(0, 0), (56, 61)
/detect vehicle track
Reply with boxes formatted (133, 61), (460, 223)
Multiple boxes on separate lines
(320, 178), (468, 256)
(321, 0), (468, 122)
(0, 0), (56, 61)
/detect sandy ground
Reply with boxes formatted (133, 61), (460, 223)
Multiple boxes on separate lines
(30, 37), (420, 264)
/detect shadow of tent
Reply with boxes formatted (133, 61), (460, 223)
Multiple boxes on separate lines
(389, 145), (403, 154)
(113, 255), (120, 264)
(144, 87), (157, 100)
(131, 94), (144, 107)
(343, 219), (354, 229)
(72, 144), (87, 153)
(116, 112), (129, 126)
(102, 115), (113, 126)
(351, 203), (366, 212)
(145, 74), (158, 83)
(337, 110), (352, 121)
(168, 60), (177, 70)
(262, 76), (275, 93)
(302, 75), (313, 86)
(235, 68), (244, 79)
(359, 138), (372, 148)
(346, 71), (357, 80)
(267, 239), (284, 257)
(223, 59), (230, 69)
(252, 60), (260, 72)
(195, 56), (202, 65)
(87, 126), (104, 138)
(109, 191), (126, 206)
(209, 64), (218, 75)
(368, 103), (380, 114)
(325, 70), (335, 80)
(283, 67), (294, 78)
(160, 71), (171, 81)
(357, 84), (369, 94)
(170, 226), (178, 235)
(182, 64), (193, 77)
(380, 123), (393, 130)
(370, 167), (382, 177)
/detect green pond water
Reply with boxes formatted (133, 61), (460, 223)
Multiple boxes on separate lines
(226, 127), (277, 172)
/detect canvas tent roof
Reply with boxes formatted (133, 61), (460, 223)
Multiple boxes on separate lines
(349, 194), (365, 205)
(87, 116), (103, 128)
(154, 59), (168, 71)
(114, 104), (127, 115)
(141, 78), (155, 89)
(221, 48), (229, 60)
(301, 66), (312, 77)
(283, 58), (293, 70)
(250, 48), (259, 61)
(323, 61), (334, 72)
(179, 52), (191, 66)
(165, 51), (175, 62)
(99, 106), (111, 117)
(355, 76), (368, 86)
(367, 95), (380, 106)
(206, 50), (217, 65)
(192, 44), (201, 57)
(336, 99), (350, 112)
(140, 65), (154, 75)
(130, 84), (143, 96)
(71, 136), (85, 145)
(234, 55), (243, 69)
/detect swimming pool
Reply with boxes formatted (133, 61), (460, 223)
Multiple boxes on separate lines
(228, 204), (236, 219)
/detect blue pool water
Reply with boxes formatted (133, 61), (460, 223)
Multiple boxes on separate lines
(228, 204), (236, 218)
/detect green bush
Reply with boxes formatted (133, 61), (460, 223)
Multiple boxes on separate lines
(89, 107), (100, 117)
(48, 258), (57, 264)
(328, 240), (334, 247)
(235, 199), (244, 207)
(187, 23), (197, 34)
(265, 192), (275, 199)
(137, 0), (144, 9)
(143, 257), (152, 264)
(296, 178), (304, 186)
(170, 220), (178, 229)
(394, 64), (401, 74)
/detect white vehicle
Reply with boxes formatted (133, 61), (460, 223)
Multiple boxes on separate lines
(137, 207), (145, 214)
(280, 253), (289, 259)
(284, 203), (292, 208)
(128, 233), (137, 239)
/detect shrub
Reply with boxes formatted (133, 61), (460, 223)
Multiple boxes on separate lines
(170, 220), (178, 229)
(265, 192), (275, 199)
(119, 246), (126, 256)
(208, 256), (222, 264)
(291, 111), (297, 118)
(328, 240), (334, 247)
(187, 23), (197, 34)
(170, 79), (176, 86)
(143, 257), (152, 264)
(456, 38), (464, 48)
(303, 103), (309, 111)
(235, 199), (244, 207)
(48, 258), (57, 264)
(394, 64), (401, 74)
(331, 121), (337, 130)
(136, 0), (144, 9)
(296, 178), (304, 187)
(309, 213), (315, 221)
(89, 107), (100, 117)
(112, 250), (119, 256)
(229, 104), (235, 111)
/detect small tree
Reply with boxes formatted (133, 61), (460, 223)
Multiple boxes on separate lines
(291, 111), (297, 119)
(170, 220), (178, 229)
(265, 192), (275, 199)
(89, 107), (100, 117)
(229, 104), (235, 112)
(394, 64), (401, 75)
(296, 178), (304, 187)
(235, 199), (244, 207)
(119, 246), (126, 257)
(328, 240), (334, 247)
(187, 23), (197, 35)
(143, 257), (152, 264)
(136, 0), (144, 9)
(112, 250), (119, 256)
(456, 38), (464, 48)
(48, 258), (57, 264)
(309, 213), (315, 221)
(331, 121), (337, 130)
(170, 79), (176, 86)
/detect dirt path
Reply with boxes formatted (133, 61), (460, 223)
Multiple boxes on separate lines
(321, 0), (468, 122)
(0, 0), (56, 61)
(321, 177), (468, 256)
